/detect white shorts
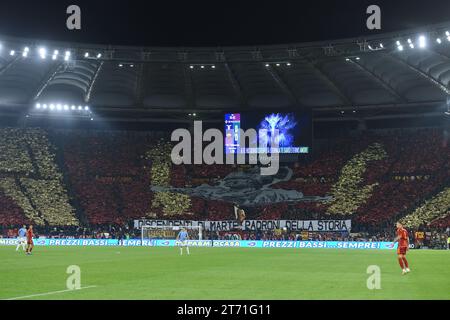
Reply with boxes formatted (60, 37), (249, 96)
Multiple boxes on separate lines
(17, 237), (26, 243)
(178, 240), (188, 247)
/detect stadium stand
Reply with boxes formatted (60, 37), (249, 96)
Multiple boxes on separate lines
(0, 128), (78, 226)
(0, 126), (448, 235)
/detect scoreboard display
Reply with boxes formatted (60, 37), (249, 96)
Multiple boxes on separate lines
(224, 113), (241, 154)
(224, 111), (312, 158)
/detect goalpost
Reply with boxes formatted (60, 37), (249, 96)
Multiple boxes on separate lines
(141, 225), (203, 243)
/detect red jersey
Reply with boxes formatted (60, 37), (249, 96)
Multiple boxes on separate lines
(397, 227), (408, 248)
(26, 229), (34, 241)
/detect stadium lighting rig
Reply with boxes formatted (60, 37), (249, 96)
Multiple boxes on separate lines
(117, 63), (135, 68)
(345, 56), (361, 62)
(189, 64), (216, 70)
(31, 102), (93, 120)
(264, 62), (292, 67)
(1, 26), (450, 66)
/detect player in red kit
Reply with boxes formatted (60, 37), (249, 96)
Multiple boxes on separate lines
(393, 222), (410, 275)
(26, 225), (34, 255)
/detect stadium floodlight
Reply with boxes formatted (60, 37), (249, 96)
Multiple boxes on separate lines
(276, 63), (280, 67)
(211, 65), (216, 69)
(64, 51), (71, 61)
(96, 53), (102, 58)
(42, 104), (48, 109)
(189, 65), (194, 69)
(78, 106), (83, 110)
(90, 117), (94, 121)
(36, 103), (41, 109)
(446, 31), (450, 37)
(56, 104), (62, 111)
(10, 50), (15, 56)
(398, 45), (404, 51)
(418, 35), (426, 48)
(437, 38), (442, 44)
(22, 47), (29, 57)
(380, 43), (384, 48)
(49, 104), (55, 110)
(201, 65), (205, 69)
(409, 43), (415, 49)
(447, 36), (450, 42)
(130, 64), (134, 68)
(84, 52), (89, 58)
(286, 63), (291, 66)
(265, 63), (269, 67)
(39, 47), (47, 59)
(356, 57), (360, 60)
(193, 113), (197, 116)
(84, 106), (89, 111)
(64, 105), (69, 111)
(71, 105), (76, 110)
(396, 40), (401, 46)
(407, 39), (412, 44)
(345, 58), (350, 62)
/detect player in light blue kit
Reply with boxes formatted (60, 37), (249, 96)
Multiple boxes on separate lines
(176, 228), (190, 255)
(16, 225), (27, 252)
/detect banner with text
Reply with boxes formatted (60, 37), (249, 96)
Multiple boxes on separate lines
(0, 238), (395, 250)
(135, 219), (351, 232)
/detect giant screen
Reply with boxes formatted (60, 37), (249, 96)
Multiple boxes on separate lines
(224, 111), (312, 158)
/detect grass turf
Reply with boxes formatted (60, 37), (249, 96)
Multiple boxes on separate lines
(0, 246), (449, 300)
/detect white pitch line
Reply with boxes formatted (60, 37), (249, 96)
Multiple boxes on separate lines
(3, 286), (97, 300)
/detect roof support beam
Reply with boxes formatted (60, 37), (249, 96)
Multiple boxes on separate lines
(386, 52), (450, 94)
(135, 63), (146, 107)
(223, 62), (248, 108)
(347, 59), (407, 103)
(0, 56), (21, 76)
(85, 62), (104, 103)
(264, 64), (302, 107)
(183, 64), (196, 109)
(315, 111), (445, 122)
(315, 100), (443, 112)
(300, 56), (354, 106)
(31, 62), (65, 101)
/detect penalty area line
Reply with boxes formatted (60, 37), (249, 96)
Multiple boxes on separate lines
(3, 285), (98, 300)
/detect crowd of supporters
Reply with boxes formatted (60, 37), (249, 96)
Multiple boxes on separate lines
(0, 126), (449, 240)
(0, 128), (78, 227)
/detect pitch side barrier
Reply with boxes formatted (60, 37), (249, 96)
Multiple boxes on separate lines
(0, 238), (398, 250)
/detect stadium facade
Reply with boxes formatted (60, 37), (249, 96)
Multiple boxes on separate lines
(0, 22), (450, 130)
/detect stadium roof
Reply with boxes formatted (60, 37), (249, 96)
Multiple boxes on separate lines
(1, 22), (450, 124)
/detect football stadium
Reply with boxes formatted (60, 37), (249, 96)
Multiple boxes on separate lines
(0, 1), (449, 304)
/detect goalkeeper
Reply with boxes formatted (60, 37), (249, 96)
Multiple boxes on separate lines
(176, 228), (190, 255)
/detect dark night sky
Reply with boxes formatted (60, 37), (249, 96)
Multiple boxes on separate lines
(0, 0), (450, 47)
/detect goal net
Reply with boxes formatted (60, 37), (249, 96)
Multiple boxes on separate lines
(141, 225), (203, 242)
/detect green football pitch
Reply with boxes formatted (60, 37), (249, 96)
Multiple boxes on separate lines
(0, 246), (449, 300)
